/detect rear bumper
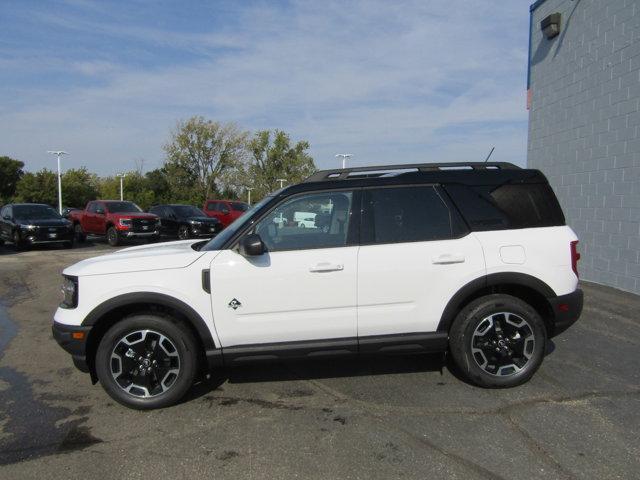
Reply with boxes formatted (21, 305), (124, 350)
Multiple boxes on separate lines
(548, 288), (583, 337)
(52, 321), (92, 373)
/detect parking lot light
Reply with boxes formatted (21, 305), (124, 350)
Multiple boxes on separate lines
(335, 153), (353, 169)
(116, 173), (127, 201)
(47, 150), (68, 215)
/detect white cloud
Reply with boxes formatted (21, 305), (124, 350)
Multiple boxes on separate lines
(0, 0), (531, 174)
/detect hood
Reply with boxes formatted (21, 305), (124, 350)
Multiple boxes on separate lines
(16, 218), (71, 227)
(64, 239), (206, 277)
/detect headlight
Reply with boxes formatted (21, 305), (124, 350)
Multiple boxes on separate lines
(20, 224), (37, 231)
(60, 276), (78, 309)
(119, 218), (131, 227)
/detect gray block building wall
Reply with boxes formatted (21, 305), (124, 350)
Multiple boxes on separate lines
(527, 0), (640, 294)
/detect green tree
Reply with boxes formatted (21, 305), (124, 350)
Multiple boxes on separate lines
(164, 116), (248, 204)
(0, 156), (25, 203)
(245, 130), (316, 200)
(14, 169), (58, 206)
(62, 168), (100, 208)
(144, 168), (172, 205)
(98, 171), (157, 210)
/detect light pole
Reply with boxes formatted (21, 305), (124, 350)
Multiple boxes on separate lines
(246, 187), (254, 205)
(47, 151), (68, 214)
(335, 153), (353, 169)
(277, 178), (286, 189)
(116, 173), (127, 201)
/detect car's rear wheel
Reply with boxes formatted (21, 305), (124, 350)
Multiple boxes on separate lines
(107, 226), (120, 246)
(74, 224), (86, 243)
(178, 225), (190, 240)
(449, 294), (546, 388)
(95, 314), (198, 409)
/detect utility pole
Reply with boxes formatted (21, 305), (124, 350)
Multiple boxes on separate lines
(116, 173), (127, 200)
(335, 153), (353, 169)
(277, 178), (286, 189)
(47, 151), (68, 214)
(247, 187), (254, 205)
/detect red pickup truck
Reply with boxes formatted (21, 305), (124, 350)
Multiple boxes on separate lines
(69, 200), (160, 246)
(202, 199), (249, 228)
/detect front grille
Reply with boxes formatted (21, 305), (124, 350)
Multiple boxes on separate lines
(31, 226), (70, 241)
(131, 219), (156, 232)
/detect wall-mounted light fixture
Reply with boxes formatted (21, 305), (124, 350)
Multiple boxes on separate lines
(541, 13), (561, 39)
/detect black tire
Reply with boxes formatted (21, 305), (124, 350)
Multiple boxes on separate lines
(0, 238), (4, 247)
(95, 314), (199, 409)
(107, 226), (120, 246)
(178, 225), (190, 240)
(13, 230), (26, 251)
(449, 294), (546, 388)
(74, 223), (86, 243)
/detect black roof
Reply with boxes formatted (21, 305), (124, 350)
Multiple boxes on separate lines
(283, 162), (548, 195)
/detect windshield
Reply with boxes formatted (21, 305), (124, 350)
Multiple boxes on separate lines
(173, 205), (206, 217)
(14, 205), (61, 220)
(231, 202), (249, 212)
(106, 201), (142, 213)
(201, 195), (274, 251)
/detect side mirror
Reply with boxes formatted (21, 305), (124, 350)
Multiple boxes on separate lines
(95, 208), (105, 215)
(239, 233), (265, 256)
(2, 215), (10, 221)
(221, 208), (230, 215)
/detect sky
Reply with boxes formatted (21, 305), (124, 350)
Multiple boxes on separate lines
(0, 0), (532, 175)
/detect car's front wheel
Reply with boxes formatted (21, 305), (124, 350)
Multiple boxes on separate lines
(449, 294), (546, 388)
(95, 314), (199, 409)
(107, 226), (120, 246)
(178, 225), (190, 240)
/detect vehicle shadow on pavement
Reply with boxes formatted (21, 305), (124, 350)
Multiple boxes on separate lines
(183, 353), (449, 403)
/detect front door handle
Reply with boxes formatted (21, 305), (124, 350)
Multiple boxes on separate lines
(432, 253), (465, 265)
(309, 262), (344, 272)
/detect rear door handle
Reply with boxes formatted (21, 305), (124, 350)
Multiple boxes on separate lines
(432, 253), (465, 264)
(309, 262), (344, 272)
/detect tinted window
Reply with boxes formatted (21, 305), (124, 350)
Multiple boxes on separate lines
(362, 186), (453, 244)
(13, 205), (61, 220)
(148, 206), (162, 216)
(254, 191), (353, 252)
(173, 205), (206, 217)
(87, 202), (98, 213)
(231, 202), (249, 212)
(1, 206), (10, 219)
(444, 183), (565, 231)
(205, 202), (217, 211)
(105, 201), (142, 213)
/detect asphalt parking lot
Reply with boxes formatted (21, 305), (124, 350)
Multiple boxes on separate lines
(0, 243), (638, 479)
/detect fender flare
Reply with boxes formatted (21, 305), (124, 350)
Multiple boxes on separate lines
(82, 292), (216, 351)
(437, 272), (556, 332)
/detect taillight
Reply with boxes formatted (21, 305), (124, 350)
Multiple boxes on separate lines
(570, 240), (580, 278)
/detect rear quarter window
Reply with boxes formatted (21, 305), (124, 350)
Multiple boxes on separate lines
(444, 183), (565, 231)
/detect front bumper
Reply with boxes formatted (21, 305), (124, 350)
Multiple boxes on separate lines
(122, 230), (160, 238)
(52, 321), (92, 372)
(548, 288), (583, 337)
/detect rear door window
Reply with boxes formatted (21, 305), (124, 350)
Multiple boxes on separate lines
(361, 186), (458, 244)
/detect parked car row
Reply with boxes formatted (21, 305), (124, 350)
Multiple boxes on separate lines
(0, 198), (248, 250)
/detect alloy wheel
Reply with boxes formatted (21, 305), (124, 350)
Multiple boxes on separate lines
(470, 312), (535, 377)
(110, 329), (181, 398)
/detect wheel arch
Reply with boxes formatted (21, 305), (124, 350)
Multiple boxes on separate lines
(437, 273), (556, 335)
(82, 292), (216, 382)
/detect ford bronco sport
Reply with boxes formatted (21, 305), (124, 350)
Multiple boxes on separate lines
(53, 162), (583, 409)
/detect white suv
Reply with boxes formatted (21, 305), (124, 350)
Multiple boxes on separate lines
(53, 163), (583, 409)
